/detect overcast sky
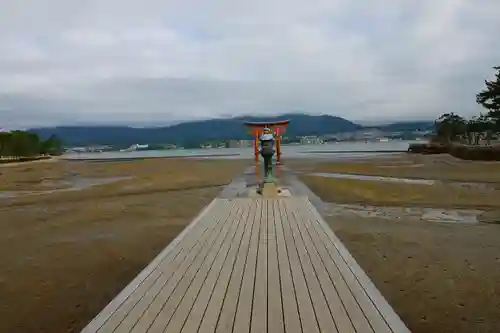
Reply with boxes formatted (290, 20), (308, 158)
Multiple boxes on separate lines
(1, 0), (499, 128)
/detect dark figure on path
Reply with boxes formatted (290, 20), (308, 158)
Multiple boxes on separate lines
(259, 127), (275, 181)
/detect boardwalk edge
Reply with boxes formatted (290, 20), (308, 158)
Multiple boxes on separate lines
(81, 198), (220, 333)
(304, 198), (411, 333)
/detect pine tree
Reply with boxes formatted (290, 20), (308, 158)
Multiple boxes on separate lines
(477, 66), (500, 128)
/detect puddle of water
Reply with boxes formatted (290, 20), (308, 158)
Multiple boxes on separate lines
(309, 172), (435, 185)
(0, 176), (132, 199)
(421, 210), (479, 223)
(309, 172), (496, 193)
(324, 202), (481, 224)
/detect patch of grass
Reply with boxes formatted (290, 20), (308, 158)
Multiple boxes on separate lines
(300, 175), (500, 209)
(304, 154), (500, 183)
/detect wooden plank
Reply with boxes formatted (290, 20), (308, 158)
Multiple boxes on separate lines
(136, 201), (241, 333)
(98, 202), (229, 333)
(83, 195), (409, 333)
(196, 199), (252, 333)
(284, 199), (338, 333)
(289, 198), (374, 333)
(278, 199), (319, 333)
(299, 198), (410, 333)
(295, 196), (390, 332)
(150, 199), (251, 333)
(285, 199), (358, 333)
(250, 199), (268, 333)
(123, 201), (240, 333)
(272, 199), (301, 333)
(158, 199), (252, 333)
(267, 199), (285, 333)
(232, 199), (262, 332)
(178, 201), (252, 333)
(215, 199), (258, 332)
(82, 198), (222, 333)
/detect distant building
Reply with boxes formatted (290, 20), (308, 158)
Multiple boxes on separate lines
(241, 140), (252, 147)
(228, 139), (252, 148)
(332, 129), (388, 142)
(357, 129), (386, 140)
(411, 130), (433, 136)
(300, 136), (324, 145)
(120, 144), (149, 152)
(67, 145), (113, 153)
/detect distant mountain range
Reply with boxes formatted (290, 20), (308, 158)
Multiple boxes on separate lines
(29, 114), (434, 147)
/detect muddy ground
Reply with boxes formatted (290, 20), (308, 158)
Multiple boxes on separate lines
(3, 153), (500, 333)
(293, 154), (500, 333)
(0, 158), (248, 333)
(326, 215), (500, 333)
(289, 153), (500, 183)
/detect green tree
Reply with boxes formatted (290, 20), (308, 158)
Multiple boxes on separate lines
(464, 114), (495, 145)
(0, 132), (12, 156)
(466, 117), (481, 144)
(8, 130), (40, 157)
(434, 113), (466, 142)
(0, 131), (63, 158)
(39, 134), (63, 155)
(477, 66), (500, 129)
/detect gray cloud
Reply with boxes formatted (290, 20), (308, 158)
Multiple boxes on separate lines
(1, 0), (499, 128)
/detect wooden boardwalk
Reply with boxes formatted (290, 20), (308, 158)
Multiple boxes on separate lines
(82, 197), (410, 333)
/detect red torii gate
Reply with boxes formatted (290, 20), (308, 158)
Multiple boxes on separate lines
(244, 119), (290, 165)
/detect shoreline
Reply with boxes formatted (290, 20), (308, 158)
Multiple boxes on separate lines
(63, 151), (406, 162)
(0, 156), (55, 167)
(61, 152), (243, 162)
(303, 149), (406, 154)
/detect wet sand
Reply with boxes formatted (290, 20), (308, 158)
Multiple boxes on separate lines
(3, 153), (500, 333)
(293, 154), (500, 333)
(326, 215), (500, 333)
(0, 158), (248, 333)
(300, 175), (500, 210)
(289, 153), (500, 183)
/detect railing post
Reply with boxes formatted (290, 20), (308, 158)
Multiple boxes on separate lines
(275, 127), (281, 165)
(254, 131), (259, 163)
